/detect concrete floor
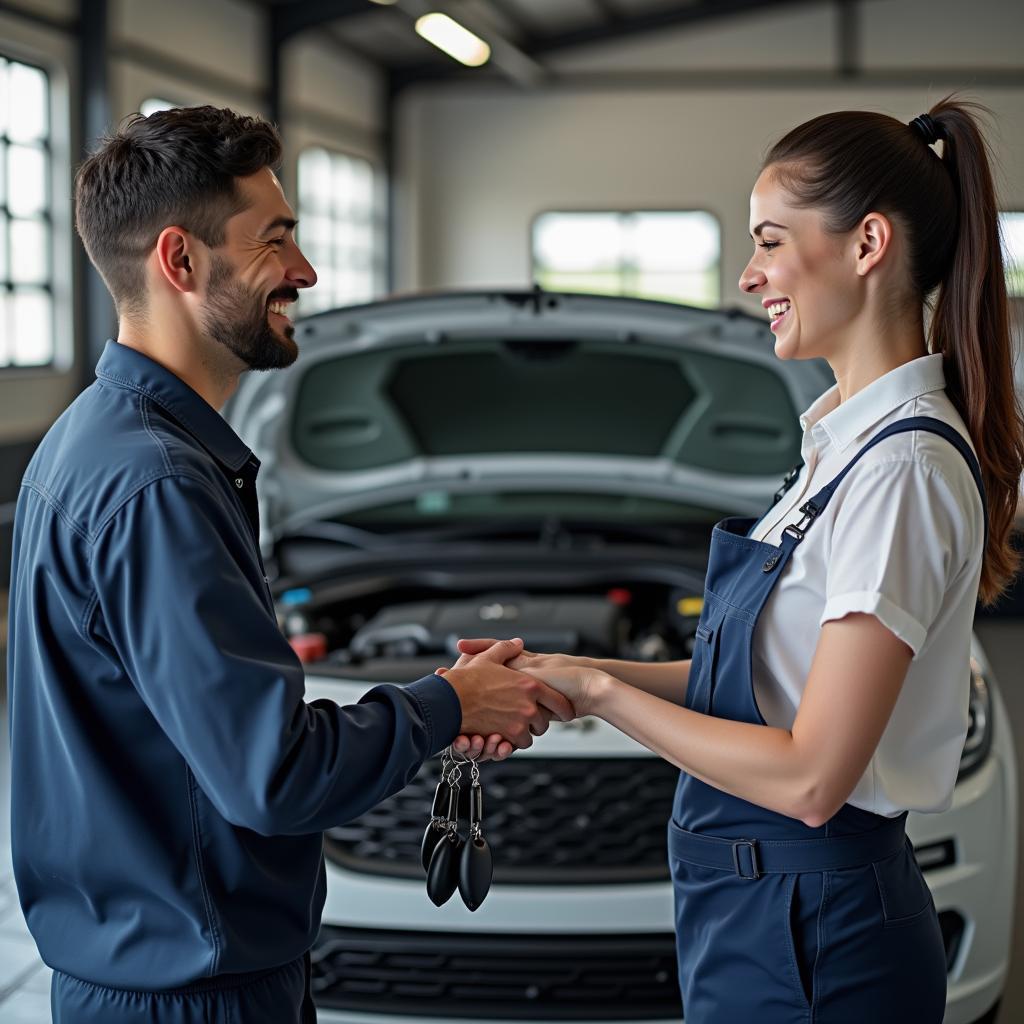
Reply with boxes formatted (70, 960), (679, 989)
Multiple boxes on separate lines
(0, 616), (1021, 1022)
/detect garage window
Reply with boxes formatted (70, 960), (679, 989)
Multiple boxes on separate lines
(297, 147), (384, 314)
(0, 56), (53, 367)
(1001, 212), (1024, 297)
(532, 211), (721, 308)
(139, 98), (177, 116)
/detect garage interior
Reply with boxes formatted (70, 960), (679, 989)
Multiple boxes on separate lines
(1, 0), (1023, 1020)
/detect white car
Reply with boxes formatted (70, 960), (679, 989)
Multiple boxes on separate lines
(226, 290), (1015, 1024)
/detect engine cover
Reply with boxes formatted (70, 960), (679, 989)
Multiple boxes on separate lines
(348, 594), (624, 661)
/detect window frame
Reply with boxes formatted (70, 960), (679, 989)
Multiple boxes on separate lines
(529, 207), (724, 309)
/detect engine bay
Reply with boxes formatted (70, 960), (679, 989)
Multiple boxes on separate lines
(276, 575), (705, 683)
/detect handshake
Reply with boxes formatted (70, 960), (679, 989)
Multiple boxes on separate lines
(435, 636), (607, 762)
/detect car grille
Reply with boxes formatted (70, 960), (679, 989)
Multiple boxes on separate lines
(310, 926), (682, 1020)
(312, 913), (965, 1020)
(324, 756), (681, 884)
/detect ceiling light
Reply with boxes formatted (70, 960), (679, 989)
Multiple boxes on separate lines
(367, 1), (398, 5)
(415, 13), (491, 67)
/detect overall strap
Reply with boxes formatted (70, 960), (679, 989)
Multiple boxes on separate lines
(779, 416), (988, 548)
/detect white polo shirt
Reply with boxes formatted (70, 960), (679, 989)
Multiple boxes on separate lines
(749, 354), (985, 817)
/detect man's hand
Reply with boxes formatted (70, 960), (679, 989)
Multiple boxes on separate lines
(438, 638), (575, 755)
(444, 638), (586, 760)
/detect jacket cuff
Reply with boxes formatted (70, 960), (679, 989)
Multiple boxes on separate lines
(404, 674), (464, 755)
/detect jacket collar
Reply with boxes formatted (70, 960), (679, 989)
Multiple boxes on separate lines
(799, 353), (946, 453)
(94, 340), (253, 472)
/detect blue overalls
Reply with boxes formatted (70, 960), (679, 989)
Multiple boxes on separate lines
(668, 417), (986, 1022)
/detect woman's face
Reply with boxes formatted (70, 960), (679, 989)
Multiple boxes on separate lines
(739, 167), (861, 363)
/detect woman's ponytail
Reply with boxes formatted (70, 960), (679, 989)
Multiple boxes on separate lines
(927, 98), (1024, 604)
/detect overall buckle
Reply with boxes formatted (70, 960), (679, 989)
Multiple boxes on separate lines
(782, 499), (822, 544)
(731, 839), (761, 880)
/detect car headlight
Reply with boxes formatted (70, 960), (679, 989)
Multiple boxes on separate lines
(957, 657), (993, 782)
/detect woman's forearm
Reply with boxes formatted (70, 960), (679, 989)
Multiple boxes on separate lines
(592, 676), (813, 824)
(582, 657), (690, 705)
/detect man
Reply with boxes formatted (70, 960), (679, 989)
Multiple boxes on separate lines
(7, 105), (571, 1023)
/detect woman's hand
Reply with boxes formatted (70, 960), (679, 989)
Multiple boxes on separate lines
(442, 638), (588, 760)
(506, 651), (606, 719)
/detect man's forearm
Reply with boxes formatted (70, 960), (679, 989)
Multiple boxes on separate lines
(582, 657), (691, 705)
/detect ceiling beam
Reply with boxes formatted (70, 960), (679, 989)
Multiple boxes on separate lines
(270, 0), (371, 45)
(588, 0), (623, 24)
(523, 0), (833, 55)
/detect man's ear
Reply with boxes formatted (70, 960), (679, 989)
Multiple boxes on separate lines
(854, 211), (893, 278)
(154, 226), (199, 293)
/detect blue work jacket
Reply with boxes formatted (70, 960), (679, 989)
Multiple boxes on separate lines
(7, 339), (463, 988)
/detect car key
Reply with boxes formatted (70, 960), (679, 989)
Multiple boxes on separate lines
(458, 757), (493, 911)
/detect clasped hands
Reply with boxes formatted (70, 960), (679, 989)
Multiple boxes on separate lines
(436, 637), (608, 762)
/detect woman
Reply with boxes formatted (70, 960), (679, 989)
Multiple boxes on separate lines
(443, 97), (1024, 1021)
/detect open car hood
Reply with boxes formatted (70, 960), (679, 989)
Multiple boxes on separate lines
(222, 290), (833, 553)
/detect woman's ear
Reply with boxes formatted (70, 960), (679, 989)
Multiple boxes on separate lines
(854, 211), (894, 278)
(154, 226), (199, 293)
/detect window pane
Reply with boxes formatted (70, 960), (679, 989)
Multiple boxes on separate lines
(631, 212), (720, 273)
(8, 62), (48, 143)
(533, 210), (720, 306)
(634, 270), (719, 308)
(298, 147), (380, 311)
(533, 213), (624, 274)
(298, 148), (331, 214)
(11, 218), (47, 284)
(331, 158), (354, 217)
(1001, 212), (1024, 297)
(0, 60), (8, 138)
(0, 57), (54, 368)
(534, 269), (626, 297)
(350, 158), (374, 207)
(0, 291), (9, 364)
(8, 145), (47, 216)
(11, 287), (52, 365)
(140, 97), (176, 117)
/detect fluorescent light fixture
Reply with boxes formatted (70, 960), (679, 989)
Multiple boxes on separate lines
(415, 13), (491, 67)
(367, 0), (398, 5)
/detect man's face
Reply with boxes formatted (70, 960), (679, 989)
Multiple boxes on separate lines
(200, 168), (316, 371)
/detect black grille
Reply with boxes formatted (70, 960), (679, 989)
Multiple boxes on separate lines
(324, 756), (681, 884)
(310, 926), (682, 1020)
(938, 910), (966, 973)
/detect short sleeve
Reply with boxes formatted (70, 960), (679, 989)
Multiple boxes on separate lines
(820, 458), (976, 657)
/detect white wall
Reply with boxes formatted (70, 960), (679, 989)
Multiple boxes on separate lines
(395, 84), (1024, 316)
(394, 0), (1024, 317)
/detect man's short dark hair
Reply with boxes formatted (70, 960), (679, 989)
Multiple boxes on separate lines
(74, 105), (282, 316)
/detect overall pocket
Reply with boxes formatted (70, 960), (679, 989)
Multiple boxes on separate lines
(686, 620), (721, 713)
(872, 838), (934, 927)
(786, 871), (825, 1010)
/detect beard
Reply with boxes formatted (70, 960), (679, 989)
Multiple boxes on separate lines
(201, 255), (299, 371)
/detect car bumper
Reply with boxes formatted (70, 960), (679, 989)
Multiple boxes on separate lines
(309, 669), (1015, 1024)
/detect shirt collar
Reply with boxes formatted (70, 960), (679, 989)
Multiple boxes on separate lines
(798, 353), (946, 453)
(94, 340), (253, 472)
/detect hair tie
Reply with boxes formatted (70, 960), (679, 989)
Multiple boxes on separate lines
(909, 113), (943, 146)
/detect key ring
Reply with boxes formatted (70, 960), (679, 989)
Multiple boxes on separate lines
(423, 745), (494, 911)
